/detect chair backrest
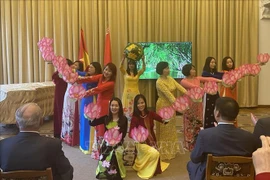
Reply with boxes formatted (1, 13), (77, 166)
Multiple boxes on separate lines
(0, 168), (53, 180)
(205, 154), (255, 180)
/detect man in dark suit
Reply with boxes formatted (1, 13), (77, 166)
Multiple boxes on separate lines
(253, 117), (270, 148)
(187, 97), (257, 180)
(0, 103), (73, 180)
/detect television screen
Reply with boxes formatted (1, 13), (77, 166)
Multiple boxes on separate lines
(136, 42), (192, 79)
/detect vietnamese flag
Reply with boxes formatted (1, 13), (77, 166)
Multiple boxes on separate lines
(104, 28), (112, 66)
(79, 28), (90, 69)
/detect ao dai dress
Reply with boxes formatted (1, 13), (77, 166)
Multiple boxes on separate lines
(120, 65), (145, 119)
(77, 71), (98, 154)
(90, 116), (128, 180)
(180, 76), (220, 151)
(220, 70), (237, 100)
(156, 76), (187, 160)
(77, 74), (115, 152)
(52, 71), (67, 138)
(129, 111), (169, 179)
(201, 71), (223, 129)
(61, 83), (80, 146)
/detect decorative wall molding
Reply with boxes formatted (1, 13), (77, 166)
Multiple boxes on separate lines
(260, 0), (270, 19)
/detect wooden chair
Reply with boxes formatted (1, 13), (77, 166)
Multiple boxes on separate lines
(0, 168), (53, 180)
(205, 154), (255, 180)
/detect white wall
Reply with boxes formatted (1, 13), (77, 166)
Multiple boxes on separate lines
(258, 11), (270, 105)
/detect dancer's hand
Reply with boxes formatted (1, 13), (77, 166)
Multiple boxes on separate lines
(85, 88), (94, 97)
(121, 53), (126, 61)
(142, 55), (145, 61)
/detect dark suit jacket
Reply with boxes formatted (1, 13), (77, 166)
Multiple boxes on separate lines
(253, 117), (270, 148)
(0, 132), (73, 180)
(187, 124), (257, 180)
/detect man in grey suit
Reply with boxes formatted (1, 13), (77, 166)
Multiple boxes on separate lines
(0, 103), (73, 180)
(187, 97), (257, 180)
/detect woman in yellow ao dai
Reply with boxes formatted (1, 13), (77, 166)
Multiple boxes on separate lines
(155, 61), (187, 160)
(120, 55), (146, 119)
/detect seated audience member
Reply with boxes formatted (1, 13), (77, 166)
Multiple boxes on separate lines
(253, 117), (270, 148)
(187, 97), (257, 180)
(0, 103), (73, 180)
(252, 135), (270, 180)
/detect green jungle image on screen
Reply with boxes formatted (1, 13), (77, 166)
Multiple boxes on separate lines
(136, 42), (192, 79)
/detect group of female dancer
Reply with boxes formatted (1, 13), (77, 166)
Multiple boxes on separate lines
(180, 56), (239, 151)
(52, 54), (240, 179)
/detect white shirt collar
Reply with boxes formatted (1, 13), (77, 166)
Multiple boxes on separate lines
(20, 131), (40, 134)
(218, 122), (234, 125)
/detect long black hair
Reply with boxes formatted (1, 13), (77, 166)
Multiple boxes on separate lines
(66, 59), (73, 66)
(126, 60), (138, 76)
(133, 94), (149, 118)
(222, 56), (235, 71)
(182, 63), (195, 77)
(203, 56), (217, 73)
(91, 62), (102, 75)
(106, 97), (126, 127)
(74, 60), (84, 71)
(102, 62), (117, 81)
(105, 97), (127, 141)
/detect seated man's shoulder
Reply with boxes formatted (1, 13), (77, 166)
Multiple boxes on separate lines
(257, 117), (270, 125)
(236, 127), (253, 135)
(39, 135), (62, 147)
(0, 135), (19, 144)
(42, 135), (62, 142)
(199, 127), (217, 134)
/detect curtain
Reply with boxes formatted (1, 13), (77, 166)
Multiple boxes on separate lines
(0, 0), (258, 107)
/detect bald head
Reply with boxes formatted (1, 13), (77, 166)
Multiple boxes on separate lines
(15, 103), (43, 131)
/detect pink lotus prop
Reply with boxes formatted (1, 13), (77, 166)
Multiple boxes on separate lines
(84, 103), (101, 120)
(62, 72), (78, 84)
(37, 37), (53, 48)
(222, 71), (238, 87)
(157, 106), (175, 120)
(60, 67), (71, 77)
(187, 87), (204, 102)
(250, 113), (258, 125)
(37, 37), (55, 61)
(37, 37), (79, 83)
(232, 69), (243, 81)
(238, 64), (251, 77)
(68, 84), (86, 100)
(42, 51), (55, 61)
(130, 125), (149, 143)
(173, 95), (190, 113)
(38, 46), (54, 53)
(54, 56), (78, 83)
(248, 64), (261, 76)
(246, 64), (254, 76)
(104, 128), (122, 146)
(53, 56), (67, 70)
(203, 81), (218, 95)
(257, 53), (270, 64)
(236, 66), (245, 78)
